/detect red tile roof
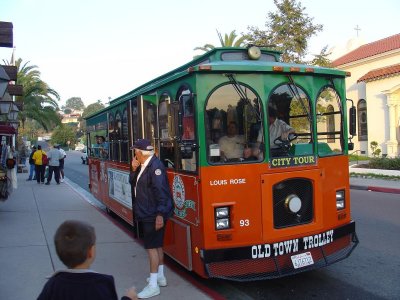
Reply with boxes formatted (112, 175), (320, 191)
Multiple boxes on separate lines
(332, 33), (400, 67)
(358, 63), (400, 83)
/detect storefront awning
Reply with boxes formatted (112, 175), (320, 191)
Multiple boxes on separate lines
(0, 124), (16, 135)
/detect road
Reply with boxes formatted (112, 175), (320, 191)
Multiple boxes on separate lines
(64, 156), (400, 299)
(63, 150), (90, 191)
(201, 189), (399, 300)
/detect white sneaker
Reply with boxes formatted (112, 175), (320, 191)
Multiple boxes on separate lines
(146, 275), (167, 287)
(60, 178), (64, 183)
(138, 284), (160, 298)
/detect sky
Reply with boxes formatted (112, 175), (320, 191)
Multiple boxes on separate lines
(1, 0), (399, 108)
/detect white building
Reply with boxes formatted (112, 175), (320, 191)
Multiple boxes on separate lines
(332, 33), (400, 157)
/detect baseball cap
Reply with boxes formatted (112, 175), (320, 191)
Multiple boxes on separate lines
(130, 139), (154, 151)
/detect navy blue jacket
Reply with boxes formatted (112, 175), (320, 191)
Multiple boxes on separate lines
(37, 271), (130, 300)
(129, 155), (173, 221)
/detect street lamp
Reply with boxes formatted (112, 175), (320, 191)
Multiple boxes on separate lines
(7, 102), (19, 121)
(9, 121), (19, 130)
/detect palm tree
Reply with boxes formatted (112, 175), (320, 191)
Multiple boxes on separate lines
(14, 58), (61, 130)
(194, 30), (248, 52)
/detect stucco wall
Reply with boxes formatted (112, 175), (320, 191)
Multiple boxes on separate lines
(336, 50), (400, 156)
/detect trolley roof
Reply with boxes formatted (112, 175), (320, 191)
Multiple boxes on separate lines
(86, 47), (348, 120)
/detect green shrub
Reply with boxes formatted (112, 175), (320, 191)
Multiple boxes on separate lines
(369, 157), (400, 170)
(348, 154), (369, 162)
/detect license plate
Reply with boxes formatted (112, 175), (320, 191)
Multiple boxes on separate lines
(291, 252), (314, 269)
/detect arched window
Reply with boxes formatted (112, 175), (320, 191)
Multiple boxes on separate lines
(268, 83), (312, 157)
(327, 105), (335, 143)
(357, 99), (368, 141)
(205, 83), (263, 163)
(316, 86), (343, 156)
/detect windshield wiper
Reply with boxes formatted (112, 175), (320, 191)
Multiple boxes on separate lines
(225, 74), (262, 122)
(287, 75), (311, 123)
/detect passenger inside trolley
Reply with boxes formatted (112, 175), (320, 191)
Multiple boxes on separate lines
(218, 121), (245, 161)
(94, 135), (108, 158)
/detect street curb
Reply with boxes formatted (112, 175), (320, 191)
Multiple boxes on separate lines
(350, 185), (400, 194)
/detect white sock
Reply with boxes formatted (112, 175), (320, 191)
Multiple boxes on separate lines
(157, 265), (164, 278)
(149, 273), (158, 287)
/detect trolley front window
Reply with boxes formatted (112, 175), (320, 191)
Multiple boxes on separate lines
(205, 83), (263, 164)
(316, 86), (343, 156)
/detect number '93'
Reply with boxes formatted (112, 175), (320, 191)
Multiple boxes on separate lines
(240, 219), (250, 227)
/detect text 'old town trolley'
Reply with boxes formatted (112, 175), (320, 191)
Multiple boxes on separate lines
(85, 46), (358, 281)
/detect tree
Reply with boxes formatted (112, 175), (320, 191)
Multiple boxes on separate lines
(79, 100), (106, 132)
(81, 100), (105, 119)
(65, 97), (85, 111)
(51, 124), (76, 147)
(194, 30), (248, 52)
(246, 0), (323, 63)
(13, 58), (61, 131)
(310, 45), (332, 67)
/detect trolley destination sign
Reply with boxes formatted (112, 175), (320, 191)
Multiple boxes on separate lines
(270, 155), (316, 168)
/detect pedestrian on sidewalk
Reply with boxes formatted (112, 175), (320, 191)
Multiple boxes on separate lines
(45, 144), (63, 185)
(57, 145), (66, 182)
(6, 145), (18, 192)
(27, 146), (36, 181)
(32, 145), (46, 184)
(129, 139), (174, 299)
(37, 220), (137, 300)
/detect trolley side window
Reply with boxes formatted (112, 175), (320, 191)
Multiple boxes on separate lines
(131, 100), (139, 142)
(143, 101), (157, 147)
(316, 86), (343, 156)
(158, 93), (176, 169)
(205, 83), (263, 164)
(121, 108), (129, 162)
(177, 86), (197, 172)
(87, 114), (107, 159)
(110, 110), (122, 161)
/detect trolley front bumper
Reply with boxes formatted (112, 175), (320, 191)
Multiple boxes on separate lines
(201, 221), (358, 281)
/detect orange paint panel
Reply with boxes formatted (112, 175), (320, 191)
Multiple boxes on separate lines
(164, 219), (191, 269)
(200, 165), (266, 248)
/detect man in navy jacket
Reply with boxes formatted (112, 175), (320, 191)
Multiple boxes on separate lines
(129, 139), (173, 299)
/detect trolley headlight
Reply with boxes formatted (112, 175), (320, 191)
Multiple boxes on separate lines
(336, 190), (345, 210)
(215, 207), (230, 230)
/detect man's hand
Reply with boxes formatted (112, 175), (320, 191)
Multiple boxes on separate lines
(131, 158), (140, 171)
(155, 215), (164, 231)
(125, 286), (138, 300)
(281, 131), (290, 140)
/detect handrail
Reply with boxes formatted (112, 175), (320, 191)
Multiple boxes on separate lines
(349, 150), (362, 165)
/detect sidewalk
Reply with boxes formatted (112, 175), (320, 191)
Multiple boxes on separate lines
(0, 173), (212, 300)
(349, 165), (400, 194)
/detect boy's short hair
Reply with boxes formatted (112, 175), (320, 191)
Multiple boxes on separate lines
(54, 220), (96, 268)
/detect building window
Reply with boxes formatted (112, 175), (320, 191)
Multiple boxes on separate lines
(357, 99), (368, 141)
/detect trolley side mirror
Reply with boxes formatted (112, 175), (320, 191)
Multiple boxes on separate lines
(349, 106), (356, 136)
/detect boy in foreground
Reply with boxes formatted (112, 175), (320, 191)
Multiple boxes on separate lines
(37, 220), (137, 300)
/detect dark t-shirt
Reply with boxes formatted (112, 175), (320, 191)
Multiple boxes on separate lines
(37, 271), (130, 300)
